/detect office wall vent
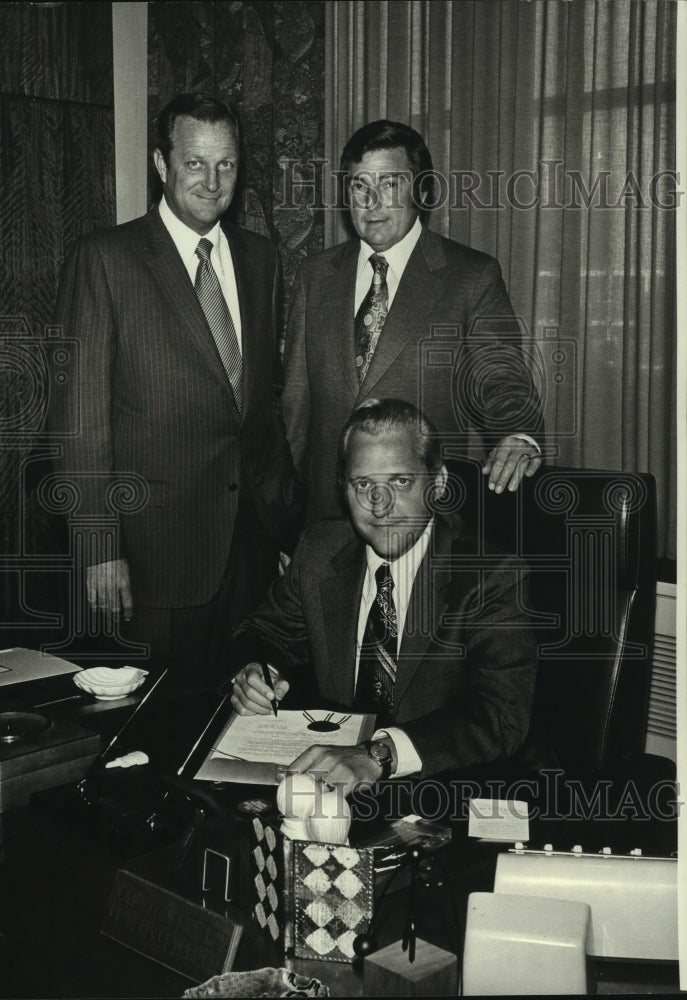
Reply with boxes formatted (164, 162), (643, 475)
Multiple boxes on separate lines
(645, 582), (676, 761)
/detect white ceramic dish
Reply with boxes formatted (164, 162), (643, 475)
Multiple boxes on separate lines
(73, 666), (148, 700)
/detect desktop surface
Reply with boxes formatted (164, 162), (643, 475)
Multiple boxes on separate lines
(0, 681), (680, 998)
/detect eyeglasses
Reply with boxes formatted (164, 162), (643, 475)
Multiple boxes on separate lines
(347, 171), (413, 208)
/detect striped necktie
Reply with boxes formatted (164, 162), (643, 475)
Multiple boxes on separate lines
(355, 563), (398, 722)
(194, 237), (243, 411)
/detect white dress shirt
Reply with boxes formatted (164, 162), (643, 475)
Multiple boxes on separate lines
(354, 216), (423, 314)
(158, 195), (242, 350)
(356, 518), (434, 777)
(355, 214), (539, 454)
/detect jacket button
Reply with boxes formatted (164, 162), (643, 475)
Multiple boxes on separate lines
(228, 482), (238, 492)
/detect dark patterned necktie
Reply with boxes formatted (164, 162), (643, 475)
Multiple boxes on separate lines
(354, 253), (389, 382)
(194, 237), (243, 410)
(355, 563), (398, 721)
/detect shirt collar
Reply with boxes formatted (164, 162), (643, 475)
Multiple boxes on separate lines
(357, 216), (423, 279)
(364, 515), (434, 586)
(158, 195), (222, 261)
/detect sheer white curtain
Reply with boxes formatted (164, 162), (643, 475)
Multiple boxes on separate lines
(324, 0), (676, 561)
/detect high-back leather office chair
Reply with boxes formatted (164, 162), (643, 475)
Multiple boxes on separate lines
(443, 457), (674, 853)
(444, 457), (658, 776)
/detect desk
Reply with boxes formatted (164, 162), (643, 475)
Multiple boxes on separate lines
(1, 801), (681, 998)
(0, 686), (681, 998)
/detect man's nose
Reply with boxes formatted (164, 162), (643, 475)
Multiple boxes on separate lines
(204, 166), (220, 191)
(369, 484), (394, 518)
(363, 188), (378, 210)
(354, 186), (379, 211)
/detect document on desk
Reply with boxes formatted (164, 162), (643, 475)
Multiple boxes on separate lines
(194, 709), (375, 784)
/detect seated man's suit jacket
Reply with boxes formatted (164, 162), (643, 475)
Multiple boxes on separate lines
(230, 516), (538, 777)
(282, 227), (544, 522)
(51, 205), (301, 609)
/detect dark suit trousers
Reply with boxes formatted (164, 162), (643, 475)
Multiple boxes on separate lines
(122, 497), (278, 684)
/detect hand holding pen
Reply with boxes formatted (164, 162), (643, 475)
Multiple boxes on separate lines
(261, 662), (279, 718)
(230, 661), (290, 716)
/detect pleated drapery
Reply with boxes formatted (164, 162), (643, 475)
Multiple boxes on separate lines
(325, 0), (676, 562)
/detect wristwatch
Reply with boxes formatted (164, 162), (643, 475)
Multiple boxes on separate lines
(363, 739), (393, 781)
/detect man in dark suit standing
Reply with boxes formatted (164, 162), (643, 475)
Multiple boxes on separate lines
(229, 399), (537, 794)
(51, 93), (300, 679)
(283, 120), (544, 524)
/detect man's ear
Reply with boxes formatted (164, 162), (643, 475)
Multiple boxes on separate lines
(433, 464), (448, 499)
(153, 148), (167, 185)
(415, 172), (432, 208)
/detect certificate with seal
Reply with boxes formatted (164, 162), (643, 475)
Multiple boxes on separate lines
(194, 709), (374, 784)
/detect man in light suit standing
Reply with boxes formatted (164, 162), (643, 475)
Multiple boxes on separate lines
(283, 120), (544, 524)
(51, 93), (301, 679)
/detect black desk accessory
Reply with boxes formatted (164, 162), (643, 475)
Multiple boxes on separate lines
(0, 700), (100, 811)
(34, 669), (201, 852)
(100, 780), (280, 982)
(94, 692), (278, 981)
(353, 842), (459, 964)
(0, 707), (50, 742)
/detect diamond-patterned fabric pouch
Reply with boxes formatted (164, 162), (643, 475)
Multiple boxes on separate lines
(283, 839), (375, 963)
(251, 816), (281, 943)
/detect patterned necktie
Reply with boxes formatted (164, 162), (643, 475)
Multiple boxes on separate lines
(354, 253), (389, 383)
(194, 237), (243, 411)
(355, 563), (398, 721)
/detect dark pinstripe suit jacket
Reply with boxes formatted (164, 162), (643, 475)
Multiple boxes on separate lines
(230, 516), (538, 777)
(283, 227), (544, 522)
(51, 205), (300, 608)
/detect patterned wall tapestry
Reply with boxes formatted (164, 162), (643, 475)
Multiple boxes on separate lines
(0, 2), (115, 647)
(0, 2), (115, 334)
(148, 0), (325, 324)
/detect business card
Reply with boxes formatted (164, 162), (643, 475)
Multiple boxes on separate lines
(467, 797), (530, 842)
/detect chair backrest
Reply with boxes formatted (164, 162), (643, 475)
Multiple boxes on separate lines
(444, 458), (657, 775)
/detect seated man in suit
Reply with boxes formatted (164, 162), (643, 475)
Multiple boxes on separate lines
(229, 398), (538, 797)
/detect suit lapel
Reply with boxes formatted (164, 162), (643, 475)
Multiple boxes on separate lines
(321, 242), (360, 402)
(393, 518), (456, 709)
(142, 206), (233, 397)
(358, 228), (447, 400)
(319, 533), (366, 706)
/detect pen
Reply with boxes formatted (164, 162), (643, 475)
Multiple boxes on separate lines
(261, 662), (279, 718)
